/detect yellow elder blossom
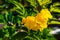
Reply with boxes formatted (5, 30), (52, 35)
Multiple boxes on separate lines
(22, 16), (39, 30)
(22, 9), (52, 31)
(35, 9), (53, 23)
(40, 9), (52, 19)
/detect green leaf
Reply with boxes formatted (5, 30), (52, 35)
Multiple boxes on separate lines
(37, 0), (52, 7)
(26, 0), (37, 8)
(0, 38), (3, 40)
(48, 21), (60, 24)
(50, 2), (60, 13)
(0, 15), (4, 23)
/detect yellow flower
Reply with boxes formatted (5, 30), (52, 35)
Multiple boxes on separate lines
(40, 9), (53, 19)
(22, 16), (47, 31)
(22, 16), (38, 30)
(22, 9), (53, 31)
(36, 9), (52, 22)
(35, 9), (52, 31)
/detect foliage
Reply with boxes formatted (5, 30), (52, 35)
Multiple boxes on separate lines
(0, 0), (60, 40)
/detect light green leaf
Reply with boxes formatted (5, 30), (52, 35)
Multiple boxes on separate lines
(50, 2), (60, 13)
(37, 0), (52, 7)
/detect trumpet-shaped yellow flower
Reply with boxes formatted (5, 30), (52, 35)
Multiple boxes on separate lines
(35, 9), (52, 23)
(22, 9), (53, 31)
(22, 16), (38, 30)
(40, 9), (53, 19)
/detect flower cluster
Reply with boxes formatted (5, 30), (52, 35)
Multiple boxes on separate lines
(22, 9), (53, 31)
